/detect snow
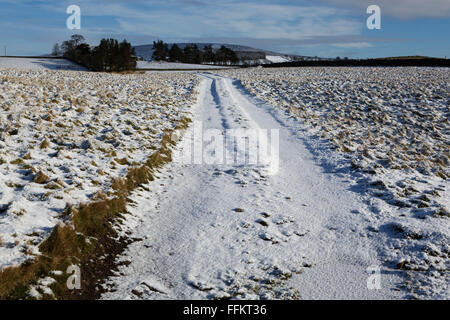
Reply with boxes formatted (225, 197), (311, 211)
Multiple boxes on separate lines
(27, 276), (56, 299)
(101, 73), (411, 300)
(265, 56), (291, 63)
(0, 57), (87, 71)
(137, 61), (232, 70)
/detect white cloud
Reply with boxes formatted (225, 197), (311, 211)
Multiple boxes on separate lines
(320, 0), (450, 19)
(333, 42), (373, 48)
(43, 0), (364, 39)
(199, 3), (362, 39)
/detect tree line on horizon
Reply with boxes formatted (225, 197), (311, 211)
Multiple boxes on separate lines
(52, 35), (137, 72)
(151, 40), (239, 65)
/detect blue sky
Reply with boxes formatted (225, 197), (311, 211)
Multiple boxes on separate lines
(0, 0), (449, 58)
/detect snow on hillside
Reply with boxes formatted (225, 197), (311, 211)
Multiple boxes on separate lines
(0, 57), (86, 71)
(265, 56), (291, 63)
(0, 69), (199, 270)
(219, 67), (449, 298)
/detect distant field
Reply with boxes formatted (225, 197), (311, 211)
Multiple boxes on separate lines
(0, 57), (86, 71)
(136, 60), (233, 70)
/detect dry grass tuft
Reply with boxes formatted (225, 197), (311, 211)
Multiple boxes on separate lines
(10, 158), (24, 165)
(22, 152), (32, 160)
(33, 171), (49, 184)
(39, 138), (50, 149)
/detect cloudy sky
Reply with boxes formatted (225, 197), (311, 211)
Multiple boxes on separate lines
(0, 0), (449, 58)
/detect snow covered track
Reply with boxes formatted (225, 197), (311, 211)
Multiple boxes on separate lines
(102, 74), (407, 300)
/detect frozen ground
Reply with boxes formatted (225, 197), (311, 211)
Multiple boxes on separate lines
(0, 69), (198, 270)
(137, 61), (232, 70)
(0, 57), (86, 71)
(101, 73), (410, 300)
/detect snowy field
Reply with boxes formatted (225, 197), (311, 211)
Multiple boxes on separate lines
(0, 57), (86, 71)
(137, 60), (233, 70)
(218, 67), (450, 298)
(0, 65), (448, 300)
(0, 69), (198, 270)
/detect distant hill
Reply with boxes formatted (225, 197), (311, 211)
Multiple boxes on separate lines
(133, 43), (312, 65)
(374, 55), (444, 60)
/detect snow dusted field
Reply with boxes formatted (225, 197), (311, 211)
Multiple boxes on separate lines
(0, 69), (199, 270)
(0, 57), (86, 71)
(0, 65), (447, 300)
(218, 67), (449, 298)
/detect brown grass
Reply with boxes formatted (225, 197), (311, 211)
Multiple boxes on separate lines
(0, 118), (191, 300)
(22, 152), (32, 160)
(10, 158), (24, 165)
(114, 157), (130, 166)
(33, 171), (49, 184)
